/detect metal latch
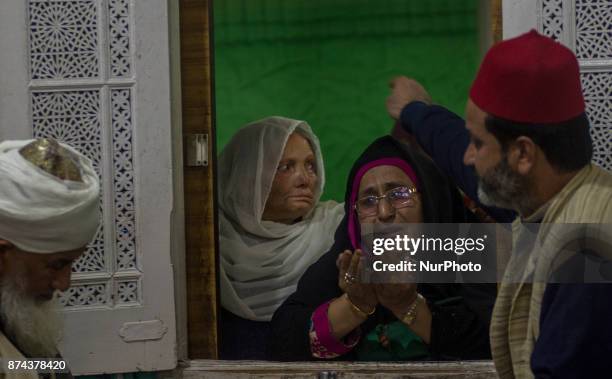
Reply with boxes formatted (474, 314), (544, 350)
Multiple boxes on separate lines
(185, 133), (208, 167)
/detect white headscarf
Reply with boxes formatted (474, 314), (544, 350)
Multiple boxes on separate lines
(218, 116), (344, 321)
(0, 139), (100, 253)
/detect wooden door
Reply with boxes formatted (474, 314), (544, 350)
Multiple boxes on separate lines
(179, 0), (219, 359)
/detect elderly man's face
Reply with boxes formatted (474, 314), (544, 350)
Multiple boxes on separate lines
(0, 240), (84, 302)
(0, 240), (84, 357)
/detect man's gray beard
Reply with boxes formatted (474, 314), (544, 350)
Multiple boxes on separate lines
(477, 156), (536, 215)
(0, 277), (62, 358)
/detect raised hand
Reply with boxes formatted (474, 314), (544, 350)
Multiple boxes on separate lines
(386, 76), (432, 120)
(337, 249), (377, 314)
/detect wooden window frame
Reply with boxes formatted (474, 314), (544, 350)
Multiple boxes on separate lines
(178, 0), (503, 370)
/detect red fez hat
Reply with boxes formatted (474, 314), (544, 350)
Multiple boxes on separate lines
(470, 30), (585, 123)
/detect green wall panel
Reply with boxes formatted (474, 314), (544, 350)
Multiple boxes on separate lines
(214, 0), (480, 201)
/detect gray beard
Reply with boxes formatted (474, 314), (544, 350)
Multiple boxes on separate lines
(0, 277), (62, 358)
(476, 156), (536, 215)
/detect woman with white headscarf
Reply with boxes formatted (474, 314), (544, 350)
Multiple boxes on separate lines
(218, 116), (344, 359)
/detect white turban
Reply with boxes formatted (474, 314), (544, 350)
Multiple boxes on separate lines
(0, 139), (100, 254)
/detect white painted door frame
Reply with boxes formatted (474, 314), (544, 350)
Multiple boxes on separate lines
(504, 0), (612, 171)
(0, 0), (178, 374)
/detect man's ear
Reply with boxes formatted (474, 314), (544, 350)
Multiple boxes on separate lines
(0, 239), (14, 274)
(509, 136), (537, 175)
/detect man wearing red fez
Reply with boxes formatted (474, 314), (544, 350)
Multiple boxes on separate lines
(387, 30), (612, 379)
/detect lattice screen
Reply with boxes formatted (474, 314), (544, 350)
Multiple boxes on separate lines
(28, 0), (141, 309)
(540, 0), (612, 171)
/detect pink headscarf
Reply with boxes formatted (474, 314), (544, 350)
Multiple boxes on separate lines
(347, 157), (420, 249)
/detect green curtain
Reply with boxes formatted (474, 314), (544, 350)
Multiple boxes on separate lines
(214, 0), (480, 201)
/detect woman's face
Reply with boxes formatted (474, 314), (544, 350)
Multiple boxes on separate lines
(262, 132), (318, 224)
(356, 165), (422, 224)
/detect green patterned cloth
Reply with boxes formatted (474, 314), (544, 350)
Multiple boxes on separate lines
(356, 321), (429, 361)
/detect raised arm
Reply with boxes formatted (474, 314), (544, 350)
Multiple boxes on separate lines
(387, 76), (516, 223)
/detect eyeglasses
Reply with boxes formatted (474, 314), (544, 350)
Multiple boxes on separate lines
(354, 186), (419, 216)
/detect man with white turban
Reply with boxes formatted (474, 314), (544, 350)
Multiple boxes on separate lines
(0, 138), (99, 378)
